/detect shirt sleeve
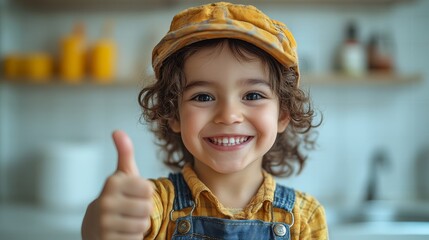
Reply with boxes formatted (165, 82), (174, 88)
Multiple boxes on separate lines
(307, 204), (329, 239)
(293, 191), (329, 240)
(144, 178), (175, 239)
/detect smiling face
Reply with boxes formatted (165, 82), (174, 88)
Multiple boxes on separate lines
(169, 42), (290, 176)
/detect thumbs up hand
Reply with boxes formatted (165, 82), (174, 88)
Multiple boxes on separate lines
(113, 130), (140, 176)
(82, 130), (154, 240)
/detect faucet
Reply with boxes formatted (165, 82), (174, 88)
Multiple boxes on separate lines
(365, 149), (390, 202)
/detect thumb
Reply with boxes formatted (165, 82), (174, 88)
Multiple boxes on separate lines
(112, 130), (140, 176)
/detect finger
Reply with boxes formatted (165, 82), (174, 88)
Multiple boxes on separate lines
(121, 177), (154, 199)
(102, 232), (144, 240)
(117, 196), (154, 218)
(101, 214), (150, 234)
(101, 233), (143, 240)
(112, 130), (140, 176)
(101, 173), (154, 200)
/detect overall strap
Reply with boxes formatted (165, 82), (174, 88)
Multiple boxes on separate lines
(168, 172), (194, 211)
(168, 172), (296, 212)
(273, 184), (295, 212)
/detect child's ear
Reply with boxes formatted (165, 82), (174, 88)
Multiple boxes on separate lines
(277, 112), (290, 133)
(169, 118), (181, 133)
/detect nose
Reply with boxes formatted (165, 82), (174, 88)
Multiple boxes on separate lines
(213, 99), (244, 125)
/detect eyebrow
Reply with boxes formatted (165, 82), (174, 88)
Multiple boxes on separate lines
(184, 80), (212, 91)
(243, 78), (271, 88)
(184, 78), (271, 91)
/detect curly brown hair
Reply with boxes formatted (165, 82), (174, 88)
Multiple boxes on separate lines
(139, 38), (321, 177)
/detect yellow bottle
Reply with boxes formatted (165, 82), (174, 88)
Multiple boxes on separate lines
(25, 53), (53, 83)
(59, 23), (86, 83)
(90, 21), (116, 83)
(3, 54), (23, 80)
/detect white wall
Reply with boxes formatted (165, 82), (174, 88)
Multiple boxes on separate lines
(1, 0), (428, 208)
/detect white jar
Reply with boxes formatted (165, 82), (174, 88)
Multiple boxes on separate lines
(38, 141), (101, 210)
(340, 42), (367, 76)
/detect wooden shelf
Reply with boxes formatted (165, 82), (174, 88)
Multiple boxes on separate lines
(301, 72), (422, 86)
(12, 0), (416, 11)
(0, 78), (143, 88)
(2, 72), (422, 88)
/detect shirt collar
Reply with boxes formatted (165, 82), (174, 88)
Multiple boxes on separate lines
(182, 164), (276, 218)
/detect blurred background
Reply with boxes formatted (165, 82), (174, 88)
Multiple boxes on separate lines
(1, 0), (429, 239)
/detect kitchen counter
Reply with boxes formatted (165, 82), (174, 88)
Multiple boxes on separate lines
(330, 222), (429, 240)
(2, 201), (429, 240)
(326, 200), (429, 240)
(0, 203), (83, 240)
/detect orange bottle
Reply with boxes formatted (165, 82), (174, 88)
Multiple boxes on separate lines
(89, 21), (116, 83)
(59, 23), (86, 83)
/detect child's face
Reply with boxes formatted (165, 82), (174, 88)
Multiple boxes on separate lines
(169, 44), (290, 175)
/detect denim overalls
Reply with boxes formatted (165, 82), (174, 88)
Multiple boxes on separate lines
(168, 173), (295, 240)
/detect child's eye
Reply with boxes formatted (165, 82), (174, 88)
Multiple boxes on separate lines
(191, 94), (214, 102)
(244, 92), (264, 100)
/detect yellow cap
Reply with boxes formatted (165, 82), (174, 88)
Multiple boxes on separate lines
(152, 2), (300, 85)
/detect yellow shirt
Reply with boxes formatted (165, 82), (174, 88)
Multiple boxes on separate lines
(146, 165), (328, 239)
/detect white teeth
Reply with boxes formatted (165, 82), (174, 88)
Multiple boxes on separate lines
(210, 136), (249, 146)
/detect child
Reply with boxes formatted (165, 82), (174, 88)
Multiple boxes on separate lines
(82, 2), (328, 239)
